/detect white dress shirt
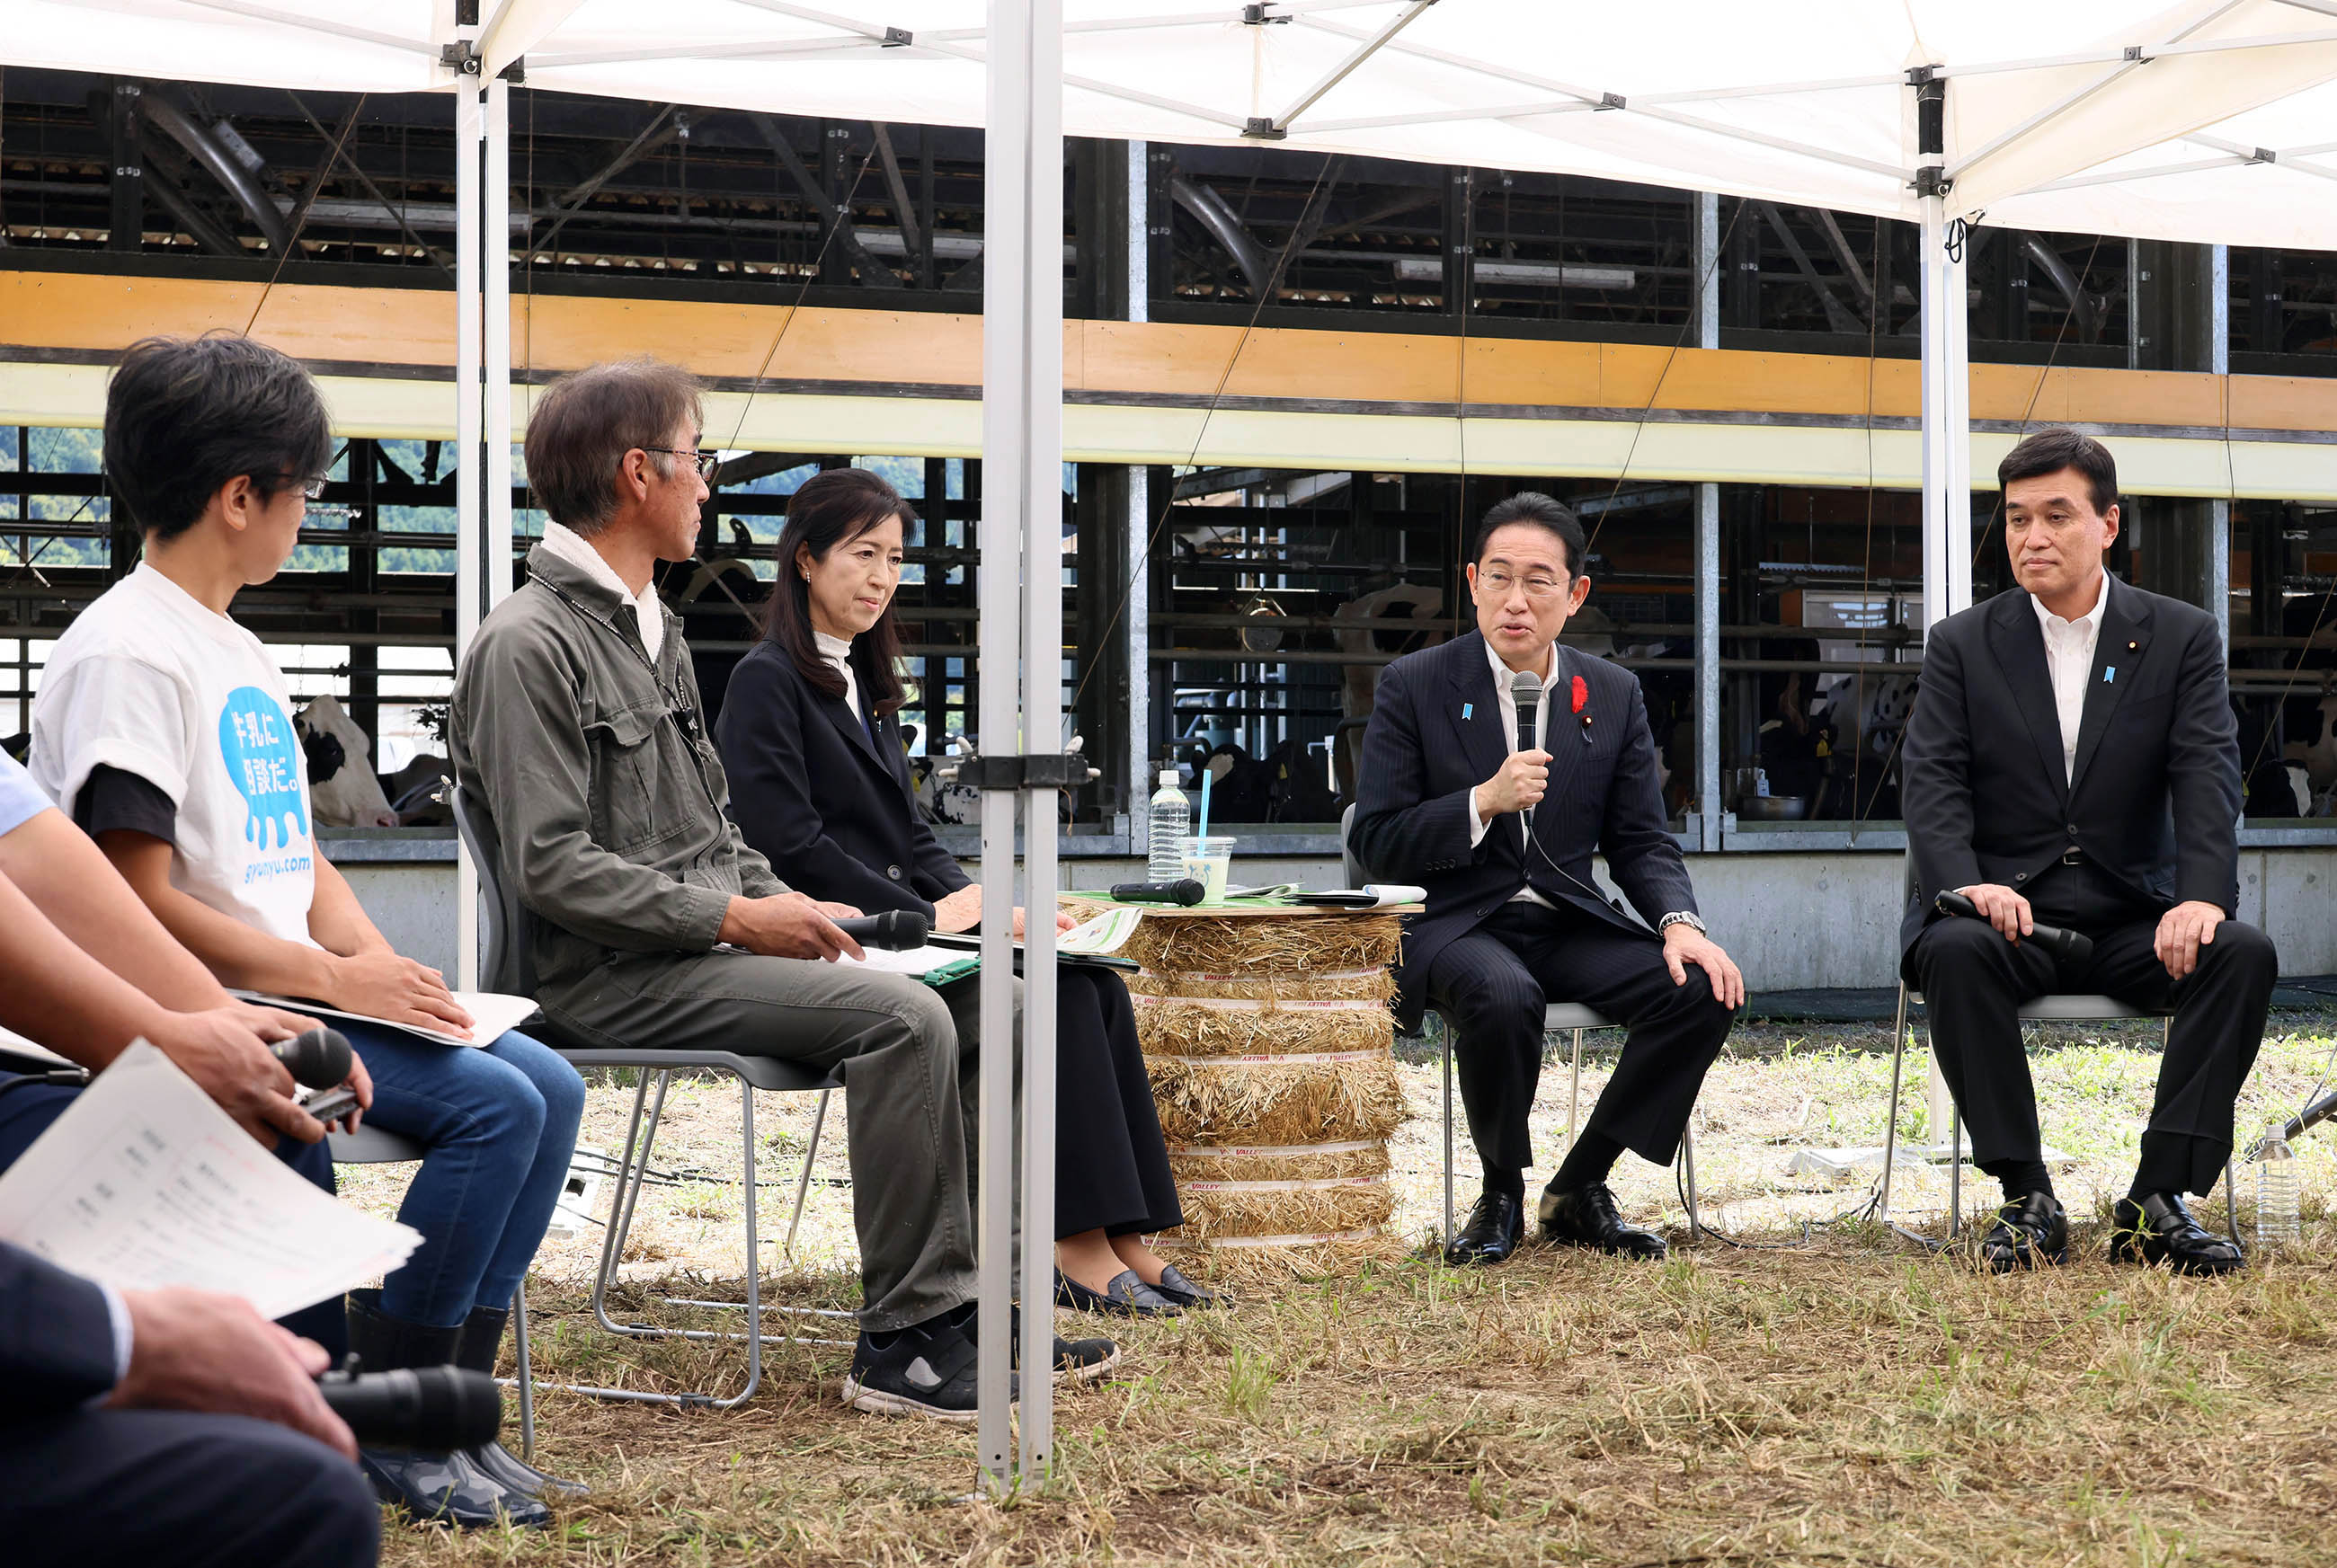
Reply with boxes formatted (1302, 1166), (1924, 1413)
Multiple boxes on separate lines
(538, 521), (663, 661)
(2032, 570), (2110, 784)
(1468, 638), (1558, 909)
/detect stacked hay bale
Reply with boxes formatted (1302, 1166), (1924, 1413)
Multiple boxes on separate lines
(1121, 907), (1410, 1280)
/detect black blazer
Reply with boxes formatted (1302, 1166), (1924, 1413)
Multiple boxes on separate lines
(1352, 631), (1696, 1029)
(1, 1239), (119, 1420)
(714, 641), (969, 919)
(1897, 577), (2242, 953)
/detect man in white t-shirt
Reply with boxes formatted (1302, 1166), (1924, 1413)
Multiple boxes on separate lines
(30, 334), (583, 1528)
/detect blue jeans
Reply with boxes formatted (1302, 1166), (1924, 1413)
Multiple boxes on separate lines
(344, 1024), (584, 1329)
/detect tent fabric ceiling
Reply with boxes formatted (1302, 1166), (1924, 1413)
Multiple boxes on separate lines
(7, 1), (2337, 247)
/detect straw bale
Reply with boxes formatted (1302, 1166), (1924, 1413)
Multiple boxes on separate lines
(1168, 1139), (1392, 1183)
(1133, 997), (1391, 1059)
(1126, 967), (1395, 1005)
(1172, 1176), (1394, 1240)
(1121, 911), (1402, 976)
(1146, 1051), (1408, 1146)
(1153, 1228), (1408, 1285)
(1058, 896), (1117, 927)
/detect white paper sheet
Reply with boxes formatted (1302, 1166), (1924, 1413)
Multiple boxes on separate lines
(230, 989), (541, 1050)
(1060, 906), (1144, 955)
(837, 943), (980, 979)
(0, 1041), (420, 1319)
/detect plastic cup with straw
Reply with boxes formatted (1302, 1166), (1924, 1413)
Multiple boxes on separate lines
(1179, 763), (1233, 902)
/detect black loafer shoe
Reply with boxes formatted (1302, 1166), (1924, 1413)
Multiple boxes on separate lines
(1054, 1268), (1181, 1317)
(1444, 1190), (1524, 1266)
(1976, 1192), (2068, 1272)
(2110, 1192), (2245, 1275)
(1149, 1264), (1225, 1310)
(1538, 1182), (1667, 1261)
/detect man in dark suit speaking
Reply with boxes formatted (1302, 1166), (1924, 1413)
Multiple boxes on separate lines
(1901, 428), (2273, 1275)
(1354, 492), (1742, 1266)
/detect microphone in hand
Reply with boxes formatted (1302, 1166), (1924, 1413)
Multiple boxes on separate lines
(831, 910), (930, 950)
(315, 1361), (502, 1450)
(1934, 889), (2095, 967)
(271, 1027), (352, 1091)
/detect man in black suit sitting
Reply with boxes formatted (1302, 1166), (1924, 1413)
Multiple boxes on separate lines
(1901, 428), (2273, 1275)
(1354, 492), (1743, 1266)
(0, 1241), (378, 1567)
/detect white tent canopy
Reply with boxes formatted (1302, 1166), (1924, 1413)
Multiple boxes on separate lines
(21, 3), (2337, 249)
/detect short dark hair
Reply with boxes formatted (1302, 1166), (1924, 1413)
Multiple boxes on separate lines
(1998, 428), (2118, 516)
(760, 468), (913, 719)
(525, 358), (704, 534)
(104, 334), (333, 542)
(1472, 492), (1587, 577)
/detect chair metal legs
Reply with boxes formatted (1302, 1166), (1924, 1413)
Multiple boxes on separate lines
(1439, 1018), (1455, 1246)
(1879, 985), (1910, 1224)
(511, 1280), (535, 1462)
(1567, 1029), (1583, 1151)
(784, 1089), (831, 1261)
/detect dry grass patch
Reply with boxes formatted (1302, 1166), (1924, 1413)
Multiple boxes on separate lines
(351, 1013), (2337, 1565)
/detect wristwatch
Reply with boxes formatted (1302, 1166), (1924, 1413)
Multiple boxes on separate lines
(1657, 910), (1706, 936)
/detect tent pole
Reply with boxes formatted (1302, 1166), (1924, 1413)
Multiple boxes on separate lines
(1915, 72), (1969, 1156)
(454, 73), (484, 994)
(1693, 191), (1720, 852)
(974, 0), (1063, 1495)
(484, 75), (513, 616)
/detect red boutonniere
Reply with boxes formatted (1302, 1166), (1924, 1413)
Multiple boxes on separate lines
(1571, 675), (1593, 740)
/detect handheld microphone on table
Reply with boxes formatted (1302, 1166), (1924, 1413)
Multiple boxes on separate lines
(1934, 890), (2095, 967)
(271, 1027), (352, 1090)
(1107, 879), (1206, 907)
(315, 1362), (502, 1450)
(832, 910), (929, 950)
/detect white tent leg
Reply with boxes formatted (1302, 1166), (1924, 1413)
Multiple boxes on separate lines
(453, 75), (485, 994)
(1916, 194), (1972, 632)
(975, 0), (1064, 1496)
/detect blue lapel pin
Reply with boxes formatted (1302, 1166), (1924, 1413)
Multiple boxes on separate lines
(2104, 667), (2116, 684)
(1462, 703), (1473, 721)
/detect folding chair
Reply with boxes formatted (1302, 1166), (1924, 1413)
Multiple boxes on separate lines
(1882, 856), (2239, 1243)
(451, 787), (849, 1411)
(1336, 806), (1700, 1247)
(328, 1122), (540, 1462)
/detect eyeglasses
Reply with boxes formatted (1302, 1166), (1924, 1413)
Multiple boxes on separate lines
(642, 447), (722, 481)
(1474, 567), (1568, 600)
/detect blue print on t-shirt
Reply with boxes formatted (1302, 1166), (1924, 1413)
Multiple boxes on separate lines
(218, 687), (310, 850)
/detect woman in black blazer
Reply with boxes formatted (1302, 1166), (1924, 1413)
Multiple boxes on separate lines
(716, 469), (1209, 1316)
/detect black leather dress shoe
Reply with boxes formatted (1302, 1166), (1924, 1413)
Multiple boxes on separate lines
(2110, 1192), (2245, 1275)
(1444, 1191), (1524, 1266)
(1537, 1183), (1666, 1261)
(1976, 1192), (2068, 1272)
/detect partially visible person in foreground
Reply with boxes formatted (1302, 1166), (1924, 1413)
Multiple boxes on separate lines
(1899, 427), (2271, 1275)
(0, 1239), (380, 1568)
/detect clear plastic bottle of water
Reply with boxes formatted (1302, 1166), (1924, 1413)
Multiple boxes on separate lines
(2256, 1125), (2299, 1249)
(1147, 769), (1190, 883)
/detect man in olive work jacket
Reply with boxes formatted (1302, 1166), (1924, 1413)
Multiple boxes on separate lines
(451, 358), (1002, 1420)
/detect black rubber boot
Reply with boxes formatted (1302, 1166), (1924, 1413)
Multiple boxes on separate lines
(345, 1289), (550, 1530)
(451, 1303), (588, 1499)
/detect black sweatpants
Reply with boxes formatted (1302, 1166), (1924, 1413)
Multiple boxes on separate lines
(0, 1407), (379, 1568)
(1904, 859), (2277, 1197)
(1424, 902), (1737, 1176)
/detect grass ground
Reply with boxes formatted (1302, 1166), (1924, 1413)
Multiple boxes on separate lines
(350, 1007), (2337, 1566)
